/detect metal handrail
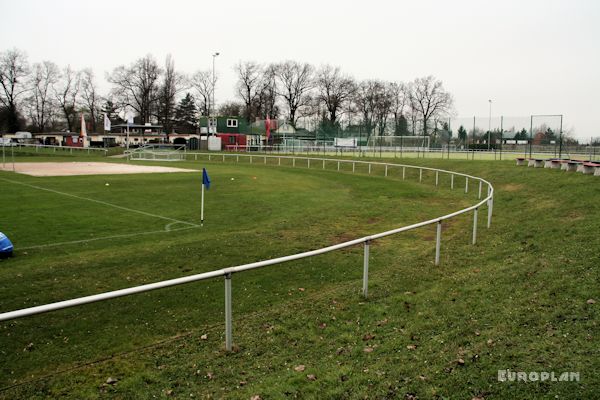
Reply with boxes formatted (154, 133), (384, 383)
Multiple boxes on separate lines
(0, 154), (494, 352)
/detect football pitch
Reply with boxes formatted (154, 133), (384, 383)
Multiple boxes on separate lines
(0, 155), (598, 399)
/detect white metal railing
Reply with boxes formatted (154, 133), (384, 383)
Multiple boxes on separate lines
(0, 154), (494, 352)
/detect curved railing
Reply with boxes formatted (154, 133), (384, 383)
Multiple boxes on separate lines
(0, 154), (494, 352)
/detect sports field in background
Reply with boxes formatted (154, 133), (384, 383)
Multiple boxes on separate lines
(0, 153), (598, 399)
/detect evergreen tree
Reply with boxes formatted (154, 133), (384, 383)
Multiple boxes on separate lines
(174, 93), (197, 133)
(457, 125), (467, 143)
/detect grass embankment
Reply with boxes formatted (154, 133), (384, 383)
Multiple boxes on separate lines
(0, 155), (598, 399)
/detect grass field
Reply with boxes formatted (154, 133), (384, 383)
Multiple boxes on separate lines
(0, 153), (598, 399)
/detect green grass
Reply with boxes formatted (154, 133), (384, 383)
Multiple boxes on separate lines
(0, 154), (598, 399)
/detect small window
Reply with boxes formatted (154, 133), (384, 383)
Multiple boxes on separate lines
(226, 119), (238, 128)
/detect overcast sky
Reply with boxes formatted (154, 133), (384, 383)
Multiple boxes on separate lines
(1, 0), (598, 139)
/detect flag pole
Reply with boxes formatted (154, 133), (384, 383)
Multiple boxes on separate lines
(201, 182), (205, 226)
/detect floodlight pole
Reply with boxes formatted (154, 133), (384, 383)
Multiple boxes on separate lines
(529, 115), (533, 158)
(559, 115), (563, 159)
(488, 99), (492, 151)
(212, 52), (220, 133)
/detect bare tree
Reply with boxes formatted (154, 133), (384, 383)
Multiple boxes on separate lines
(108, 55), (162, 123)
(218, 101), (244, 116)
(54, 66), (81, 132)
(373, 82), (394, 136)
(235, 61), (263, 122)
(254, 64), (278, 119)
(80, 68), (101, 132)
(272, 60), (313, 127)
(190, 70), (213, 117)
(157, 54), (186, 134)
(390, 82), (409, 135)
(27, 61), (59, 133)
(315, 65), (355, 126)
(410, 76), (453, 135)
(0, 48), (29, 132)
(353, 80), (378, 138)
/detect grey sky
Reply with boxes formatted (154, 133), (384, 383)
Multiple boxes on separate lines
(1, 0), (598, 139)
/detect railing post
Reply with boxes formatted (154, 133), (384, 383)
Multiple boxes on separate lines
(353, 162), (355, 173)
(465, 177), (469, 193)
(250, 156), (252, 163)
(402, 166), (406, 180)
(472, 207), (478, 244)
(419, 168), (423, 182)
(322, 160), (325, 169)
(363, 240), (370, 298)
(278, 157), (281, 166)
(435, 171), (439, 186)
(435, 221), (442, 266)
(293, 158), (295, 167)
(368, 163), (371, 174)
(264, 156), (266, 164)
(478, 181), (482, 199)
(209, 154), (211, 161)
(451, 174), (454, 189)
(237, 155), (239, 162)
(385, 165), (388, 177)
(223, 154), (225, 162)
(337, 161), (340, 171)
(224, 272), (233, 351)
(487, 193), (493, 228)
(308, 159), (310, 168)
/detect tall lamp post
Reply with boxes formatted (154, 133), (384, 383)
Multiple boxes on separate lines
(487, 99), (492, 150)
(211, 52), (220, 135)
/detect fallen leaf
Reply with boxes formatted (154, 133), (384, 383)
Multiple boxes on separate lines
(294, 365), (305, 372)
(250, 396), (261, 400)
(406, 344), (417, 350)
(306, 374), (317, 381)
(239, 381), (247, 386)
(457, 358), (465, 366)
(200, 334), (208, 340)
(419, 375), (426, 381)
(377, 318), (389, 326)
(318, 323), (327, 329)
(362, 333), (375, 341)
(106, 377), (118, 385)
(363, 346), (374, 353)
(298, 288), (305, 292)
(206, 372), (214, 380)
(474, 331), (480, 336)
(587, 299), (596, 304)
(487, 339), (494, 346)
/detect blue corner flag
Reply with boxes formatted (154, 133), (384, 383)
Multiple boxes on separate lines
(202, 168), (211, 189)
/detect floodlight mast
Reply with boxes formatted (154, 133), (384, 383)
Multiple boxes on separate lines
(211, 52), (220, 135)
(488, 99), (492, 150)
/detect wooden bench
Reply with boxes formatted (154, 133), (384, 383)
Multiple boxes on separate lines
(550, 159), (566, 169)
(563, 160), (581, 172)
(515, 157), (527, 166)
(582, 162), (600, 175)
(533, 159), (545, 168)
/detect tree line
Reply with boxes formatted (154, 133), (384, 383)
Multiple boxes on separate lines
(0, 48), (454, 141)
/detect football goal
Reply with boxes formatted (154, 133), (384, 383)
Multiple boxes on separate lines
(128, 144), (186, 161)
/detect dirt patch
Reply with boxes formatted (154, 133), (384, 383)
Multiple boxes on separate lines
(0, 162), (196, 177)
(501, 183), (525, 192)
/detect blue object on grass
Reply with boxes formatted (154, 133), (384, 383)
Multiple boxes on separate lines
(0, 232), (14, 258)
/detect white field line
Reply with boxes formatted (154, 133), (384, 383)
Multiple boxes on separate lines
(19, 225), (199, 250)
(1, 177), (200, 228)
(1, 177), (201, 249)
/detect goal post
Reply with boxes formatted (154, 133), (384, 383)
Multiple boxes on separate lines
(366, 135), (430, 151)
(128, 144), (186, 162)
